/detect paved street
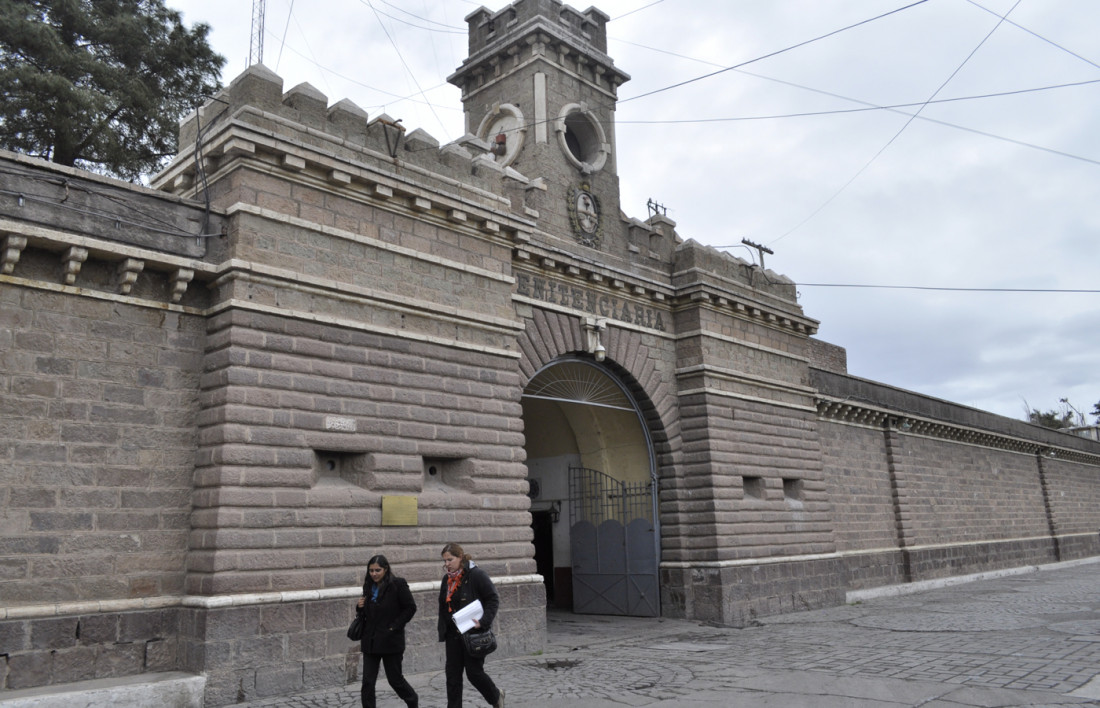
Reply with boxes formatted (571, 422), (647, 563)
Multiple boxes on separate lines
(242, 558), (1100, 707)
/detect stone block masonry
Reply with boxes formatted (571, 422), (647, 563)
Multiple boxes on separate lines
(3, 0), (1100, 703)
(0, 287), (202, 607)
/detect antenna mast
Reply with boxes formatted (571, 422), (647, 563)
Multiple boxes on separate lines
(249, 0), (266, 66)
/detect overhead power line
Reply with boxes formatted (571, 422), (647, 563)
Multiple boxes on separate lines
(769, 0), (1024, 246)
(620, 0), (931, 104)
(617, 79), (1100, 125)
(798, 284), (1099, 294)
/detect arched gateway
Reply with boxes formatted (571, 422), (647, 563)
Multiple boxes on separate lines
(522, 357), (660, 616)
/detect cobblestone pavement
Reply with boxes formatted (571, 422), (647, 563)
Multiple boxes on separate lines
(241, 558), (1100, 707)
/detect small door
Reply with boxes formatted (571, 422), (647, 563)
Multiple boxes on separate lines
(530, 510), (556, 606)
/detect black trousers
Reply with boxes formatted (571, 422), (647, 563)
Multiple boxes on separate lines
(361, 652), (418, 708)
(444, 633), (500, 708)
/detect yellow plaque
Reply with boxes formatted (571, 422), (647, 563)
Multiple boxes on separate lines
(381, 496), (418, 526)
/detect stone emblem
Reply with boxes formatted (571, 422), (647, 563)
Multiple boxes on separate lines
(568, 184), (602, 248)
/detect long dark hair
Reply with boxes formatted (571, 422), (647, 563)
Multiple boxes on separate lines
(363, 554), (393, 593)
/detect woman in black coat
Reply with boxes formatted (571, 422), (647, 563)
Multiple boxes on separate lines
(356, 555), (418, 708)
(438, 542), (504, 708)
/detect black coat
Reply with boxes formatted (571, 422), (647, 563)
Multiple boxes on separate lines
(359, 576), (416, 655)
(437, 563), (499, 641)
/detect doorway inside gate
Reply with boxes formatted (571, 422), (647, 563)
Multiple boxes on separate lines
(521, 358), (659, 617)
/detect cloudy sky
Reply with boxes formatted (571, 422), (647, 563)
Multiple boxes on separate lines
(170, 0), (1100, 424)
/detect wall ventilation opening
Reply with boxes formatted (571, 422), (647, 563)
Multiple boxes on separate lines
(742, 475), (764, 500)
(783, 478), (804, 508)
(314, 450), (367, 487)
(423, 457), (474, 491)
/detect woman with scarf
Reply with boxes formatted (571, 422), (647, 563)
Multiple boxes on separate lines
(356, 555), (418, 708)
(437, 542), (504, 708)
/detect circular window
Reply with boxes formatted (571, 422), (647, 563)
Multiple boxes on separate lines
(556, 104), (608, 173)
(475, 103), (525, 167)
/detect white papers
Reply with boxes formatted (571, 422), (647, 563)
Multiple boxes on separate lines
(452, 599), (484, 634)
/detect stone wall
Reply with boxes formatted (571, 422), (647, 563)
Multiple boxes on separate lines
(813, 368), (1100, 589)
(0, 151), (219, 694)
(3, 0), (1100, 699)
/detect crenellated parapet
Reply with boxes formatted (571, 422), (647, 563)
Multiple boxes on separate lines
(453, 0), (628, 101)
(153, 64), (538, 229)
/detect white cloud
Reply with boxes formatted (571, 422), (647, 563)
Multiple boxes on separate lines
(171, 0), (1100, 421)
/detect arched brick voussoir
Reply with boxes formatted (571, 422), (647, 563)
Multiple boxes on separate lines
(524, 309), (556, 373)
(545, 309), (574, 357)
(518, 309), (586, 381)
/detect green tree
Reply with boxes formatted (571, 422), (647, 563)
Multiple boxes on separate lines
(1027, 408), (1074, 430)
(1092, 400), (1100, 422)
(0, 0), (225, 180)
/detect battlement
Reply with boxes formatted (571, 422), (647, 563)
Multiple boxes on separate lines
(451, 0), (628, 99)
(156, 64), (534, 223)
(464, 0), (610, 55)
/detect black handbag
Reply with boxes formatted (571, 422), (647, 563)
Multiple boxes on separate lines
(347, 614), (365, 641)
(462, 627), (497, 657)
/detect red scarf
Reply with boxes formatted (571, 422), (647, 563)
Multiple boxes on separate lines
(445, 569), (463, 612)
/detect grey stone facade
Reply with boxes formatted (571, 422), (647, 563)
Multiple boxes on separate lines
(2, 0), (1099, 704)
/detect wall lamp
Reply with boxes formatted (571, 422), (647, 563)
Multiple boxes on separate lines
(897, 418), (913, 432)
(533, 500), (562, 523)
(584, 317), (608, 362)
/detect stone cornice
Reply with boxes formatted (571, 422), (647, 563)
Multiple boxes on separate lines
(816, 396), (1100, 466)
(672, 283), (818, 336)
(511, 240), (818, 337)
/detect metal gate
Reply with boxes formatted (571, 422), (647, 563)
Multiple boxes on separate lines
(569, 465), (659, 616)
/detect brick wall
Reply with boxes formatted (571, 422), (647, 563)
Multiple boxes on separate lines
(0, 290), (201, 606)
(0, 286), (202, 690)
(1044, 458), (1100, 559)
(817, 421), (897, 553)
(814, 368), (1100, 586)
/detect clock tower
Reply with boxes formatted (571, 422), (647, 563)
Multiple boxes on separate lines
(449, 0), (630, 252)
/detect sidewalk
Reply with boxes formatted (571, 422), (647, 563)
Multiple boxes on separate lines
(243, 558), (1100, 707)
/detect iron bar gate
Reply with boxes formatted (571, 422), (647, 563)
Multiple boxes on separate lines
(568, 465), (659, 616)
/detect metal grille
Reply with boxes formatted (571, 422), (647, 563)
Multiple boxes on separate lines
(568, 465), (659, 616)
(569, 466), (653, 527)
(524, 362), (634, 411)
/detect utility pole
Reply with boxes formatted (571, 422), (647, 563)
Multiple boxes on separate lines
(741, 238), (774, 270)
(249, 0), (266, 67)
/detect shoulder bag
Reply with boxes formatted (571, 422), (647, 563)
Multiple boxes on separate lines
(347, 613), (365, 641)
(462, 626), (497, 657)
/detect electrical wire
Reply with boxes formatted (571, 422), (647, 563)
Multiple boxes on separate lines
(0, 164), (218, 238)
(258, 37), (461, 112)
(362, 0), (449, 137)
(606, 35), (1100, 168)
(966, 0), (1100, 72)
(0, 186), (222, 239)
(768, 0), (1023, 246)
(617, 79), (1100, 124)
(275, 0), (294, 71)
(611, 0), (667, 22)
(373, 0), (465, 32)
(619, 0), (931, 105)
(799, 283), (1099, 293)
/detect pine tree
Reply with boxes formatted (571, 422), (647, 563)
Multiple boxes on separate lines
(0, 0), (225, 180)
